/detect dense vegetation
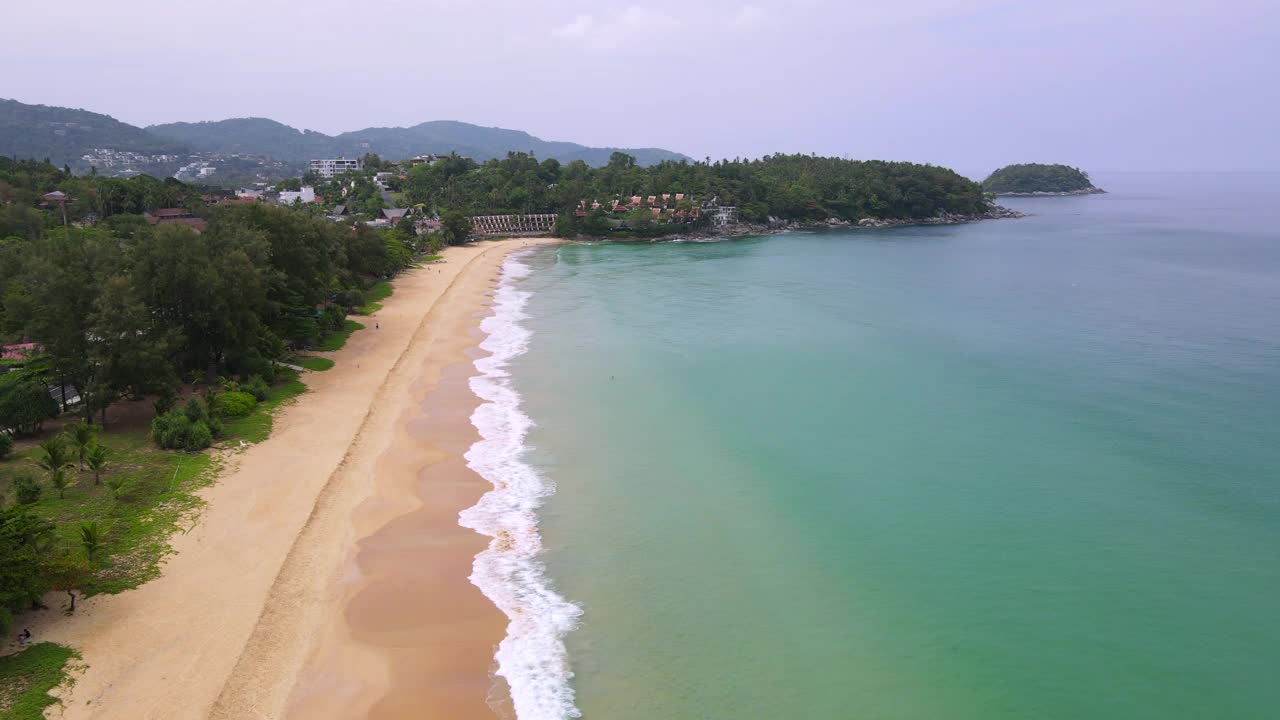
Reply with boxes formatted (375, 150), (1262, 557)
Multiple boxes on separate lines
(398, 151), (989, 232)
(0, 156), (427, 647)
(0, 157), (422, 418)
(983, 163), (1097, 193)
(0, 98), (186, 167)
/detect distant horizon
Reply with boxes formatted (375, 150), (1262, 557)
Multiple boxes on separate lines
(7, 0), (1277, 176)
(9, 95), (1276, 182)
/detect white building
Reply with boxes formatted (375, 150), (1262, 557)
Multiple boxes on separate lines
(309, 157), (364, 178)
(278, 187), (317, 204)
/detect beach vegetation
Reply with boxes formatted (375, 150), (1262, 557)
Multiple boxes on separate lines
(0, 642), (78, 720)
(316, 320), (364, 352)
(243, 374), (271, 402)
(12, 475), (40, 505)
(0, 433), (13, 460)
(85, 444), (109, 485)
(294, 356), (334, 372)
(213, 391), (257, 419)
(65, 422), (96, 471)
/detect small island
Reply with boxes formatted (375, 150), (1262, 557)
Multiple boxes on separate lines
(983, 163), (1105, 196)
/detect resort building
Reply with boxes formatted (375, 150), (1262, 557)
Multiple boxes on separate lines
(278, 187), (317, 204)
(308, 157), (364, 178)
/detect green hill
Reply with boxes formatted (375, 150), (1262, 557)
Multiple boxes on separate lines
(144, 117), (332, 160)
(149, 117), (689, 166)
(0, 98), (689, 170)
(0, 98), (186, 166)
(983, 163), (1101, 194)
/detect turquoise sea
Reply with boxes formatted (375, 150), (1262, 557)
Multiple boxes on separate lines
(486, 173), (1280, 719)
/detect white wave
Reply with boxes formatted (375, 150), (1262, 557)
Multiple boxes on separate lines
(461, 250), (583, 720)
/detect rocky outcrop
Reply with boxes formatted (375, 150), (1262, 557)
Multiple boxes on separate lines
(993, 187), (1106, 197)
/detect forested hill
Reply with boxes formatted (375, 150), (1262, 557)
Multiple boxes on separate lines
(147, 118), (689, 166)
(401, 152), (991, 226)
(983, 163), (1101, 194)
(0, 98), (688, 169)
(0, 99), (186, 165)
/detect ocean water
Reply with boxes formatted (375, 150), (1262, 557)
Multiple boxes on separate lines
(470, 173), (1280, 719)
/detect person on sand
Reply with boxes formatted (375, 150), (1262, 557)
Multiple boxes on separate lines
(17, 628), (31, 645)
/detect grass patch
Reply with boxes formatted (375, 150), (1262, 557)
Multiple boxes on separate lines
(420, 254), (443, 262)
(356, 281), (393, 315)
(0, 643), (77, 720)
(293, 356), (334, 372)
(315, 320), (364, 352)
(1, 372), (307, 595)
(7, 428), (215, 596)
(220, 370), (307, 445)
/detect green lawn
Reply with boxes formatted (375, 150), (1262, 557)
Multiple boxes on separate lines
(0, 643), (77, 720)
(293, 356), (334, 372)
(356, 281), (393, 315)
(315, 320), (364, 352)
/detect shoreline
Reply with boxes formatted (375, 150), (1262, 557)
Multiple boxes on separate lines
(993, 187), (1106, 196)
(576, 204), (1028, 243)
(23, 238), (558, 719)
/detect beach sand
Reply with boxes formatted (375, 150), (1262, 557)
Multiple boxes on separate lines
(28, 238), (558, 719)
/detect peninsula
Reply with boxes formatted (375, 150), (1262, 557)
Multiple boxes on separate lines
(983, 163), (1105, 196)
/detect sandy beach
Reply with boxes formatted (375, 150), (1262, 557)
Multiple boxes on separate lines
(26, 238), (558, 719)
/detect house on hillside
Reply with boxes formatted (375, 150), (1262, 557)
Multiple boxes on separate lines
(277, 187), (317, 205)
(309, 158), (363, 178)
(144, 208), (208, 232)
(381, 207), (411, 224)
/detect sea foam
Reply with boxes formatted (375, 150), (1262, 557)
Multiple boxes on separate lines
(461, 250), (583, 720)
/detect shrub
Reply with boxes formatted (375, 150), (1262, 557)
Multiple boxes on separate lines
(151, 410), (213, 451)
(214, 391), (257, 418)
(0, 433), (13, 460)
(153, 386), (177, 416)
(244, 375), (271, 402)
(0, 376), (59, 436)
(13, 474), (41, 504)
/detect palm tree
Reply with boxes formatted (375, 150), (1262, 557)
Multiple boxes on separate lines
(66, 422), (97, 471)
(105, 475), (127, 500)
(36, 436), (72, 474)
(80, 521), (102, 563)
(50, 467), (71, 499)
(86, 443), (110, 485)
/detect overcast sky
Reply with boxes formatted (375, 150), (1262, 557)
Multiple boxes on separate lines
(6, 0), (1277, 178)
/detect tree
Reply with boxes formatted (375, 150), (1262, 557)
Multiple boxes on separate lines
(583, 208), (610, 236)
(86, 443), (109, 485)
(49, 467), (71, 499)
(40, 551), (89, 613)
(105, 475), (126, 500)
(36, 435), (72, 475)
(440, 211), (471, 245)
(79, 521), (102, 563)
(0, 506), (54, 618)
(86, 275), (177, 422)
(0, 375), (58, 436)
(66, 421), (97, 470)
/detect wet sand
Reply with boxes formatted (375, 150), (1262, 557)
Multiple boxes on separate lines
(26, 238), (557, 719)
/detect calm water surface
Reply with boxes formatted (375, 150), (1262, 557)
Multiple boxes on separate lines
(510, 173), (1280, 719)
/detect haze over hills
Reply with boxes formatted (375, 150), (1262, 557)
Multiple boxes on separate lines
(0, 98), (690, 175)
(147, 117), (690, 167)
(0, 98), (187, 165)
